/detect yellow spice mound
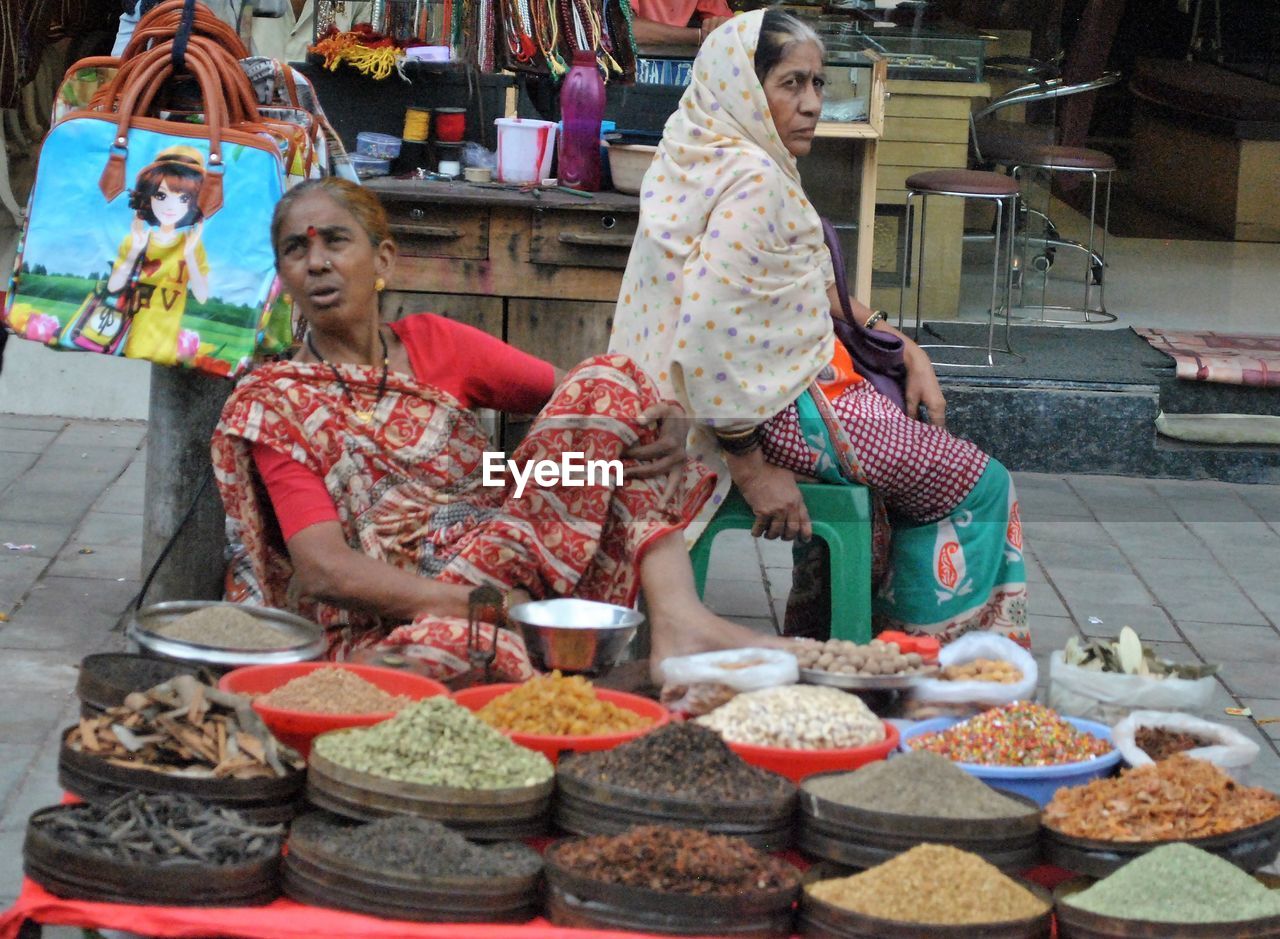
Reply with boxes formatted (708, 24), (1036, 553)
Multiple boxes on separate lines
(807, 844), (1049, 925)
(476, 671), (654, 736)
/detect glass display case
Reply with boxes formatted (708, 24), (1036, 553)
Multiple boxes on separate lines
(813, 20), (987, 82)
(634, 46), (881, 124)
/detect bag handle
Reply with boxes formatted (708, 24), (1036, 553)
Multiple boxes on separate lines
(99, 43), (228, 218)
(123, 1), (250, 59)
(93, 39), (261, 127)
(821, 217), (855, 322)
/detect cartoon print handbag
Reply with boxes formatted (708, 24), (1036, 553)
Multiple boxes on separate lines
(5, 37), (287, 378)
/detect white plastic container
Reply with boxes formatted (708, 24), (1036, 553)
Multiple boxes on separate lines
(356, 132), (402, 160)
(495, 118), (557, 184)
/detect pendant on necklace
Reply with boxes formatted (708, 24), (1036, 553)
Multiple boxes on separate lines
(355, 411), (374, 423)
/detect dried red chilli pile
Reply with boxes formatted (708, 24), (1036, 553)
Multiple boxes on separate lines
(910, 702), (1113, 766)
(550, 826), (800, 896)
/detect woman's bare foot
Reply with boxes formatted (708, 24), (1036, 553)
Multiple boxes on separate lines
(648, 606), (795, 685)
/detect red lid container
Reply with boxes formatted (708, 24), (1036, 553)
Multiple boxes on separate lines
(724, 720), (900, 783)
(452, 683), (670, 764)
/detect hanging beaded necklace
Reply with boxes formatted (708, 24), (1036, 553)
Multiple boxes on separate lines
(305, 329), (390, 423)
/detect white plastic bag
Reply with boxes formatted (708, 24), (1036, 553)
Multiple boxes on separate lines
(1112, 710), (1260, 779)
(906, 633), (1037, 718)
(659, 648), (798, 716)
(1047, 651), (1218, 724)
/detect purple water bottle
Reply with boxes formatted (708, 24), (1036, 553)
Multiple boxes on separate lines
(558, 51), (606, 192)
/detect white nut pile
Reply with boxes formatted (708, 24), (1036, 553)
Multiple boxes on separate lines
(695, 685), (885, 750)
(793, 638), (928, 677)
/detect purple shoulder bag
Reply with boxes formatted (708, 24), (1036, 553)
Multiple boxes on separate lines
(821, 218), (908, 413)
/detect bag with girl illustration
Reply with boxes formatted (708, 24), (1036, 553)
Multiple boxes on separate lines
(4, 5), (289, 377)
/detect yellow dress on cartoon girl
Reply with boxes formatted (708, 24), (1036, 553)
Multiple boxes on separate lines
(115, 228), (209, 364)
(106, 144), (211, 365)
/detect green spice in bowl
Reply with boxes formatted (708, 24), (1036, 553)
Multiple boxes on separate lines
(311, 697), (553, 789)
(1063, 843), (1280, 924)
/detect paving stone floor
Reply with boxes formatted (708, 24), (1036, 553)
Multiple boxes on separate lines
(0, 415), (1277, 913)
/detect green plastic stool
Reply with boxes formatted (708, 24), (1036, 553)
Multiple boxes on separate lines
(689, 482), (874, 643)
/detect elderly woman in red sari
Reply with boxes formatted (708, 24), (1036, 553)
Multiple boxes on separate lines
(213, 177), (772, 681)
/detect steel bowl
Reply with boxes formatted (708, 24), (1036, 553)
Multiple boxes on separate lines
(128, 601), (326, 672)
(506, 598), (643, 674)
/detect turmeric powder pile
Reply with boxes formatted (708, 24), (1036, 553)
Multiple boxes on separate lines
(477, 672), (655, 737)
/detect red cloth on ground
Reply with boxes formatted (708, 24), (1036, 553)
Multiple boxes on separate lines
(253, 313), (557, 542)
(630, 0), (730, 26)
(0, 867), (1077, 939)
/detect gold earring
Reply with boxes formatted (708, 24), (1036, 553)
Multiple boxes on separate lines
(374, 277), (386, 292)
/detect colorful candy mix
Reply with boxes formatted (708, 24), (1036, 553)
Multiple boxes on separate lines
(909, 702), (1112, 766)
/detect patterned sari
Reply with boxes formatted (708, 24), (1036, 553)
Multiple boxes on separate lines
(212, 354), (713, 681)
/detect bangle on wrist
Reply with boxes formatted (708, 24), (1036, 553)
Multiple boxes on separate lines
(715, 425), (761, 455)
(863, 309), (888, 329)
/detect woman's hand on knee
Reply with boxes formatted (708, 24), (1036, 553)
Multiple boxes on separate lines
(904, 343), (947, 427)
(728, 454), (812, 542)
(626, 401), (689, 501)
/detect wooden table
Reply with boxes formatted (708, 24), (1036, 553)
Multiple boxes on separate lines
(366, 179), (640, 370)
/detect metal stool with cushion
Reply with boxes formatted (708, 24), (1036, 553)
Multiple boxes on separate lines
(689, 483), (874, 643)
(1006, 144), (1116, 324)
(900, 169), (1021, 368)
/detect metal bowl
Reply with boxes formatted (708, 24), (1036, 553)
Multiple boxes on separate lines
(506, 599), (643, 674)
(128, 601), (326, 672)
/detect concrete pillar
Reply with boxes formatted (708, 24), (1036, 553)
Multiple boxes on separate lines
(141, 364), (232, 603)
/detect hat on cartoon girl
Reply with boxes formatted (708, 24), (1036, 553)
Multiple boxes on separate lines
(141, 144), (207, 177)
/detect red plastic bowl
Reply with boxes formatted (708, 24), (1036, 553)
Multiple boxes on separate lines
(452, 683), (671, 764)
(724, 720), (900, 783)
(219, 662), (448, 758)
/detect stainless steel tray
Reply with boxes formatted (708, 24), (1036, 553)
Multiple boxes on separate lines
(799, 665), (938, 690)
(129, 601), (325, 669)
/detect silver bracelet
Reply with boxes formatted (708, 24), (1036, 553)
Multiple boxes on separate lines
(863, 309), (888, 329)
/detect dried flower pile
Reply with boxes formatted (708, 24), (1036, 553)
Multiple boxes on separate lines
(1044, 754), (1280, 841)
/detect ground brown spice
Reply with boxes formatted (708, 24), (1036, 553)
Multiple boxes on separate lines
(807, 844), (1048, 924)
(257, 668), (411, 715)
(551, 826), (800, 895)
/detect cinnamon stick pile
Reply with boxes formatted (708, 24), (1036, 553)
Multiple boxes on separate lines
(66, 674), (302, 780)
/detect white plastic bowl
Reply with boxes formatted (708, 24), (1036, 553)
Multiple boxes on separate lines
(606, 143), (657, 195)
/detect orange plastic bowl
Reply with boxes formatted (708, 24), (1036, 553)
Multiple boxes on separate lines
(724, 720), (900, 783)
(219, 662), (448, 758)
(452, 683), (671, 764)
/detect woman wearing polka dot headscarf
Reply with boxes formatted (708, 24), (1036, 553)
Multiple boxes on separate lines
(611, 9), (1028, 647)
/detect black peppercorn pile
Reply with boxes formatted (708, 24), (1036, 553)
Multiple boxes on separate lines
(560, 722), (792, 801)
(291, 813), (542, 878)
(551, 826), (800, 895)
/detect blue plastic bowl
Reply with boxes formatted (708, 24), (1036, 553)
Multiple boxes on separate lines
(900, 716), (1121, 807)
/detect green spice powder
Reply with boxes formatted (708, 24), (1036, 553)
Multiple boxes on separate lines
(1066, 843), (1280, 924)
(313, 697), (553, 789)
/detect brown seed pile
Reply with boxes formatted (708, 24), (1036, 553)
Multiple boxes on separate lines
(940, 658), (1023, 684)
(476, 671), (653, 736)
(793, 638), (928, 677)
(257, 668), (411, 715)
(153, 606), (295, 650)
(551, 826), (800, 895)
(807, 844), (1049, 924)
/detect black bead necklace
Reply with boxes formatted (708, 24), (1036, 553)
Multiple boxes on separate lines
(305, 328), (390, 423)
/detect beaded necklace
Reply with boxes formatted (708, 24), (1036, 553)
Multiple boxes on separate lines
(305, 329), (390, 424)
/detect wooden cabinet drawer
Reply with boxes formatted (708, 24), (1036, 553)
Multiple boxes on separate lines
(529, 209), (637, 269)
(382, 201), (489, 260)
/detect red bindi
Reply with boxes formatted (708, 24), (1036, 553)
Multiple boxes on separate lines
(306, 225), (318, 238)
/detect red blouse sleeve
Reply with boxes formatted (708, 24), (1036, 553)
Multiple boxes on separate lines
(251, 442), (339, 542)
(390, 314), (556, 413)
